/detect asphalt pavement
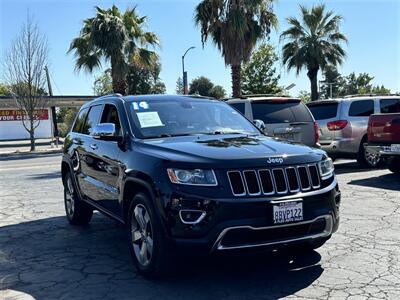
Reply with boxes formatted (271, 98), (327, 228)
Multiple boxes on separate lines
(0, 154), (399, 299)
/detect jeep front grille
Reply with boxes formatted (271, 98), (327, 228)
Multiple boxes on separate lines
(227, 164), (321, 197)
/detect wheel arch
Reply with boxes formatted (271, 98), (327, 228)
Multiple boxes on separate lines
(122, 174), (164, 224)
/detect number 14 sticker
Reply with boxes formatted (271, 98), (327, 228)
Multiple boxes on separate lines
(132, 101), (149, 110)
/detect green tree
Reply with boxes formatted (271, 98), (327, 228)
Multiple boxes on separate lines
(281, 4), (347, 101)
(298, 90), (311, 103)
(209, 85), (227, 99)
(195, 0), (277, 98)
(0, 83), (10, 96)
(127, 59), (166, 95)
(189, 76), (226, 99)
(320, 65), (343, 99)
(57, 107), (79, 137)
(93, 70), (113, 96)
(189, 76), (214, 96)
(175, 77), (184, 94)
(68, 5), (159, 95)
(241, 43), (281, 95)
(337, 72), (391, 96)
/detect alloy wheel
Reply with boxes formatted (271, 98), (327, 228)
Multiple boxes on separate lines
(131, 204), (154, 267)
(65, 177), (75, 217)
(364, 148), (381, 167)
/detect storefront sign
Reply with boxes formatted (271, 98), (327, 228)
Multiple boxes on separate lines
(0, 109), (49, 121)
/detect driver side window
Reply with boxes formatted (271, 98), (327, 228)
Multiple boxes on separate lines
(100, 104), (123, 136)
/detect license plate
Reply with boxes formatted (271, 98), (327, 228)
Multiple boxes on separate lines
(273, 201), (303, 224)
(390, 144), (400, 152)
(275, 133), (295, 141)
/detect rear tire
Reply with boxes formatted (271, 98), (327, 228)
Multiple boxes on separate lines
(388, 158), (400, 173)
(63, 172), (93, 225)
(357, 139), (382, 168)
(127, 192), (174, 277)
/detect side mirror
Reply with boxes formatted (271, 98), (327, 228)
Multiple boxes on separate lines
(91, 123), (118, 140)
(253, 119), (266, 131)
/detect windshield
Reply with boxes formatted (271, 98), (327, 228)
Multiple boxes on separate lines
(127, 98), (259, 139)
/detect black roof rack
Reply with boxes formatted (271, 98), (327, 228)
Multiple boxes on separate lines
(343, 93), (400, 99)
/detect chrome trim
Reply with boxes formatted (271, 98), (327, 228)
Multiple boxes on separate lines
(243, 170), (262, 196)
(179, 210), (207, 225)
(212, 215), (333, 251)
(272, 168), (288, 194)
(258, 176), (337, 202)
(227, 171), (246, 196)
(258, 169), (275, 195)
(297, 166), (311, 191)
(285, 167), (300, 193)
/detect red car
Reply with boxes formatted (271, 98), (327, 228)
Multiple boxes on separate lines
(365, 113), (400, 173)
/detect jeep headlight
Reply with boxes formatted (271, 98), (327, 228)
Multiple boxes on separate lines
(318, 157), (334, 179)
(167, 169), (217, 186)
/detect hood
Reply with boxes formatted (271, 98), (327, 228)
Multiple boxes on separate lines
(136, 134), (326, 167)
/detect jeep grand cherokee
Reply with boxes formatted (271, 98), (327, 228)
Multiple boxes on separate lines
(61, 94), (340, 277)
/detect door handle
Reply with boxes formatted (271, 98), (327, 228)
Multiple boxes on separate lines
(90, 143), (98, 150)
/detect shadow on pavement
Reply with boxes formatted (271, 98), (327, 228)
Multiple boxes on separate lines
(0, 214), (324, 299)
(348, 173), (400, 191)
(27, 171), (61, 180)
(333, 160), (385, 175)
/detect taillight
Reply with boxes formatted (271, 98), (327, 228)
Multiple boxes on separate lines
(314, 121), (319, 144)
(327, 120), (348, 131)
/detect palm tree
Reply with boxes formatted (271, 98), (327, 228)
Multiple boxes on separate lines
(280, 4), (347, 101)
(195, 0), (277, 98)
(68, 5), (159, 95)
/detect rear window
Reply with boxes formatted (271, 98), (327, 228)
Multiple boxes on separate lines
(307, 102), (338, 120)
(380, 99), (400, 113)
(251, 101), (313, 124)
(229, 102), (245, 114)
(349, 100), (374, 117)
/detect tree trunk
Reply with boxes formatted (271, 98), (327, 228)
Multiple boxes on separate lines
(231, 64), (242, 98)
(307, 67), (319, 101)
(30, 120), (35, 151)
(111, 57), (127, 95)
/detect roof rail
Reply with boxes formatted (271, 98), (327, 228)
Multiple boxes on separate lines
(96, 93), (123, 99)
(343, 93), (400, 98)
(242, 93), (292, 98)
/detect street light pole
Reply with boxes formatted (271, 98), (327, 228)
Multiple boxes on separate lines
(182, 46), (195, 95)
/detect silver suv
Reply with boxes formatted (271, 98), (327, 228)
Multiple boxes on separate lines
(307, 95), (400, 167)
(227, 96), (318, 147)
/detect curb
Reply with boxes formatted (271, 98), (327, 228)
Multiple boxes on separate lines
(0, 149), (63, 159)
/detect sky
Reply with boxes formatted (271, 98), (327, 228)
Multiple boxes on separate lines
(0, 0), (399, 97)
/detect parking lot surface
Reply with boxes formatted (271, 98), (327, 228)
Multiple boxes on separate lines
(0, 153), (399, 299)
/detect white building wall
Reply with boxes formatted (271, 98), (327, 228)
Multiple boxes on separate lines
(0, 108), (53, 141)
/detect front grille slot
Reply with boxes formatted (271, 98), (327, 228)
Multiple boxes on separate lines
(286, 167), (300, 192)
(243, 170), (261, 195)
(258, 170), (274, 194)
(272, 169), (287, 194)
(297, 166), (311, 191)
(227, 171), (246, 196)
(227, 164), (322, 197)
(308, 165), (320, 188)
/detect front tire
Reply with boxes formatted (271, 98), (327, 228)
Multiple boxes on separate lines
(127, 192), (174, 277)
(63, 172), (93, 225)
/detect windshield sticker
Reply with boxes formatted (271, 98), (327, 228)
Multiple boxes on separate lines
(136, 111), (164, 128)
(132, 101), (149, 110)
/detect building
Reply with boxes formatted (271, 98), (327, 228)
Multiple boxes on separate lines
(0, 96), (93, 141)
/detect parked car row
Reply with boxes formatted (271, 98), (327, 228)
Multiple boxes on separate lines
(226, 94), (400, 169)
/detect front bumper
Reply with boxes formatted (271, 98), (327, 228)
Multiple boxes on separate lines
(365, 144), (400, 156)
(167, 179), (340, 252)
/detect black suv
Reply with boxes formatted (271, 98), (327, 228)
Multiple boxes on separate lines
(62, 94), (340, 276)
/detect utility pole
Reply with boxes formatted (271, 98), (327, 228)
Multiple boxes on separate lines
(44, 66), (59, 147)
(182, 46), (195, 95)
